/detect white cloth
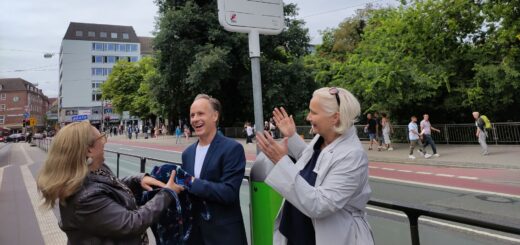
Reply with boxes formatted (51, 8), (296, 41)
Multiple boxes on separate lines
(420, 120), (431, 135)
(194, 144), (210, 178)
(408, 122), (419, 140)
(265, 127), (374, 245)
(246, 126), (253, 136)
(382, 120), (391, 144)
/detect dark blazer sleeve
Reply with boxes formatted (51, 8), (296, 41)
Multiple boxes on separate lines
(73, 188), (174, 238)
(189, 142), (246, 205)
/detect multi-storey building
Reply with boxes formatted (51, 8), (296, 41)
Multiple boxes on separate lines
(0, 78), (49, 132)
(59, 22), (142, 127)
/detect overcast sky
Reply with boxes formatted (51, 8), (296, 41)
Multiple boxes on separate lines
(0, 0), (397, 98)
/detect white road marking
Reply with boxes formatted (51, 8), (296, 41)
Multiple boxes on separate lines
(369, 166), (379, 169)
(382, 168), (395, 171)
(0, 165), (8, 191)
(370, 176), (520, 199)
(367, 206), (520, 243)
(435, 174), (455, 178)
(20, 144), (67, 244)
(397, 170), (413, 173)
(457, 176), (479, 180)
(416, 171), (433, 175)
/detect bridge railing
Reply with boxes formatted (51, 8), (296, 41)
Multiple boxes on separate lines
(102, 149), (520, 245)
(223, 122), (520, 144)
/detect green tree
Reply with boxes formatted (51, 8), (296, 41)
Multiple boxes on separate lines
(308, 0), (520, 123)
(101, 57), (161, 121)
(153, 0), (316, 126)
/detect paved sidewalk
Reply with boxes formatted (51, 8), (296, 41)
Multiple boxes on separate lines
(108, 134), (520, 169)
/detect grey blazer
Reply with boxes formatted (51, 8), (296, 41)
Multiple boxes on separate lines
(59, 164), (174, 245)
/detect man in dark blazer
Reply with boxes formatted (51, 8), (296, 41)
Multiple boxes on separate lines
(182, 94), (247, 245)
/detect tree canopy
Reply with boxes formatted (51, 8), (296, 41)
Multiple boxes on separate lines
(101, 57), (162, 120)
(306, 0), (520, 123)
(153, 0), (316, 126)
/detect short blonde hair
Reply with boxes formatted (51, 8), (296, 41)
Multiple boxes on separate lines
(37, 121), (95, 208)
(312, 87), (360, 134)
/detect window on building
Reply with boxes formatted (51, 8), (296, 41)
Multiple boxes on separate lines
(131, 44), (138, 52)
(92, 93), (102, 102)
(123, 33), (129, 39)
(107, 43), (115, 51)
(88, 31), (95, 37)
(95, 56), (103, 63)
(94, 43), (104, 51)
(118, 44), (126, 52)
(0, 93), (5, 100)
(0, 104), (5, 111)
(111, 32), (118, 38)
(126, 44), (132, 52)
(107, 56), (116, 63)
(130, 56), (139, 62)
(75, 30), (83, 37)
(0, 115), (4, 125)
(100, 32), (107, 38)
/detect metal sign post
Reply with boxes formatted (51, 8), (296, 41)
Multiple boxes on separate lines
(217, 1), (284, 244)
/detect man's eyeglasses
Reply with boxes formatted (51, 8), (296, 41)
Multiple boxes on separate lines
(329, 87), (340, 106)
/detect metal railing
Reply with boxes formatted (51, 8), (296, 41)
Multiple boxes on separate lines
(368, 199), (520, 245)
(102, 150), (520, 245)
(33, 139), (520, 244)
(223, 122), (520, 144)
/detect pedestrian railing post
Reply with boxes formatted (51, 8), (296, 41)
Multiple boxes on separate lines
(406, 211), (421, 245)
(140, 157), (146, 173)
(493, 123), (498, 145)
(444, 125), (449, 144)
(116, 153), (120, 178)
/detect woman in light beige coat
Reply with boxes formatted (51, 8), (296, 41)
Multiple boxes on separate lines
(257, 87), (374, 245)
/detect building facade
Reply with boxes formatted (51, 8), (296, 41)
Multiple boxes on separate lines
(59, 22), (142, 127)
(0, 78), (49, 132)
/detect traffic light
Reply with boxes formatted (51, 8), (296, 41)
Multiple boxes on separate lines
(22, 119), (26, 127)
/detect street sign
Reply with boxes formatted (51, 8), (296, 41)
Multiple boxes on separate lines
(71, 114), (88, 122)
(23, 112), (30, 119)
(29, 117), (37, 127)
(217, 0), (284, 35)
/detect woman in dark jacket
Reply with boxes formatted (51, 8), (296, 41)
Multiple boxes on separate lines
(37, 121), (184, 244)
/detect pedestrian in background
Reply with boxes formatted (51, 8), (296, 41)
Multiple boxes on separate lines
(408, 116), (420, 159)
(36, 121), (184, 244)
(257, 87), (374, 245)
(183, 125), (190, 141)
(245, 122), (254, 144)
(127, 125), (133, 140)
(374, 112), (384, 151)
(381, 112), (393, 151)
(175, 125), (182, 144)
(419, 114), (440, 158)
(365, 113), (377, 150)
(473, 111), (489, 155)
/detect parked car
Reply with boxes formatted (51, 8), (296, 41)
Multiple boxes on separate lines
(6, 133), (25, 143)
(0, 135), (5, 143)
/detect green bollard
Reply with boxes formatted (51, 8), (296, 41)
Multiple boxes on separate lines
(250, 153), (283, 245)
